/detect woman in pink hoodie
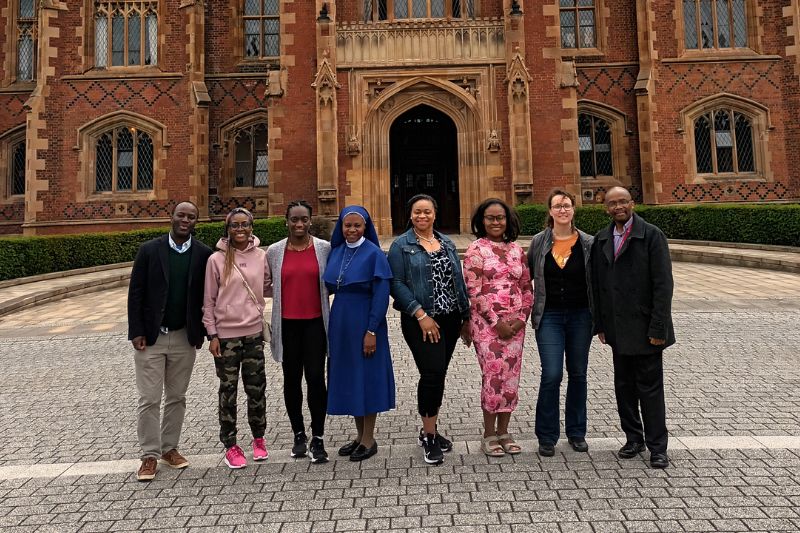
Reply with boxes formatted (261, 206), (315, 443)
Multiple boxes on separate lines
(203, 207), (270, 469)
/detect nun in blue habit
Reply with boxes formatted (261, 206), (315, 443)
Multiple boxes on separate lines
(322, 205), (395, 462)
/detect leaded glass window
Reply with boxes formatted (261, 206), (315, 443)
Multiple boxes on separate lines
(234, 124), (269, 188)
(693, 109), (754, 175)
(578, 113), (613, 178)
(16, 0), (37, 81)
(95, 126), (155, 192)
(94, 2), (158, 68)
(10, 139), (26, 196)
(244, 0), (280, 59)
(684, 0), (747, 50)
(560, 0), (596, 49)
(364, 0), (474, 21)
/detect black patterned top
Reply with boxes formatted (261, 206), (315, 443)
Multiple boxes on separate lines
(428, 245), (458, 316)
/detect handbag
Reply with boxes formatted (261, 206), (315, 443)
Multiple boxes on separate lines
(232, 263), (271, 343)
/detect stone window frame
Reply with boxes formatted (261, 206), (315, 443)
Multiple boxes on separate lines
(242, 0), (280, 60)
(2, 0), (38, 86)
(679, 93), (772, 183)
(362, 0), (478, 22)
(230, 0), (281, 67)
(576, 100), (631, 186)
(674, 0), (761, 58)
(557, 0), (607, 57)
(0, 125), (26, 201)
(75, 111), (169, 201)
(83, 0), (162, 72)
(217, 109), (271, 198)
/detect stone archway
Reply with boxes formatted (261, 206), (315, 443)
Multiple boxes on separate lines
(345, 73), (494, 235)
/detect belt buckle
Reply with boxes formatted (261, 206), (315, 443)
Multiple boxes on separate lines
(159, 326), (169, 335)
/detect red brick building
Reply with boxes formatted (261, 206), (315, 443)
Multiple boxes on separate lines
(1, 0), (798, 235)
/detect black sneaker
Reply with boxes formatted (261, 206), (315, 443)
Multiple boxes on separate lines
(291, 432), (308, 458)
(417, 429), (453, 453)
(309, 436), (328, 464)
(618, 441), (646, 459)
(421, 433), (443, 465)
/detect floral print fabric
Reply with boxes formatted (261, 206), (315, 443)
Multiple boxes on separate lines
(464, 238), (534, 413)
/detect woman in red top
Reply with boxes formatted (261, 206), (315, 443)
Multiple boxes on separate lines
(265, 200), (331, 464)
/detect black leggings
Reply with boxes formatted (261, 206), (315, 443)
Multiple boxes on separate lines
(281, 317), (328, 437)
(401, 311), (462, 418)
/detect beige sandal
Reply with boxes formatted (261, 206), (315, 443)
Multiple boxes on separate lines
(497, 433), (522, 455)
(481, 436), (505, 457)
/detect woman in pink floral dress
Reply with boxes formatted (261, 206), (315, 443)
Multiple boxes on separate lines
(463, 199), (533, 456)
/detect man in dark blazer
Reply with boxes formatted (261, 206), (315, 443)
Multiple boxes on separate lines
(591, 186), (675, 469)
(127, 201), (213, 481)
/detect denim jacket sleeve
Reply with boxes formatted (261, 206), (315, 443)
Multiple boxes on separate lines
(387, 239), (422, 317)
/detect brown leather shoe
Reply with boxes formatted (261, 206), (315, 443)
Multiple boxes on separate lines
(137, 457), (157, 481)
(160, 449), (189, 469)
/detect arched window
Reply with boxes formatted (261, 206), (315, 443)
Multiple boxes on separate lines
(693, 108), (754, 175)
(15, 0), (37, 81)
(578, 113), (613, 178)
(10, 138), (25, 196)
(94, 1), (158, 68)
(683, 0), (747, 50)
(244, 0), (280, 59)
(560, 0), (596, 49)
(95, 126), (154, 192)
(234, 123), (268, 188)
(364, 0), (475, 21)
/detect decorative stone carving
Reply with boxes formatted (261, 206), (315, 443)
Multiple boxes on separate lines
(346, 132), (360, 156)
(506, 53), (532, 102)
(487, 129), (501, 152)
(311, 57), (340, 107)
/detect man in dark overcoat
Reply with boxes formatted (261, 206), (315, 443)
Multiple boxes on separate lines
(127, 201), (212, 481)
(591, 186), (675, 469)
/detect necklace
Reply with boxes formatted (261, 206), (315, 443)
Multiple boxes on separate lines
(287, 236), (311, 252)
(413, 230), (436, 245)
(336, 246), (360, 289)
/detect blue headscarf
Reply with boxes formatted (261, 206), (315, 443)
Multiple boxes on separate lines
(322, 205), (392, 288)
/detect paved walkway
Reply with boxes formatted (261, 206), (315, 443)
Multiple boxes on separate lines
(0, 259), (798, 532)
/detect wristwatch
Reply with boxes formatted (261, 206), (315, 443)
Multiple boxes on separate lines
(207, 334), (218, 341)
(366, 330), (376, 336)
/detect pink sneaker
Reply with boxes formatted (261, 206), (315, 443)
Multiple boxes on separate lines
(252, 438), (269, 461)
(224, 445), (247, 469)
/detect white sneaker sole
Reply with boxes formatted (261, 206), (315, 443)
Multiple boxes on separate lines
(253, 453), (269, 462)
(223, 458), (247, 469)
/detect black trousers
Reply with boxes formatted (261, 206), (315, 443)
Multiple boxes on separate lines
(281, 317), (328, 437)
(612, 350), (668, 453)
(401, 311), (462, 418)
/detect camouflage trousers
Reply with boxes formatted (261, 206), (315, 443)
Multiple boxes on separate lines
(213, 333), (267, 448)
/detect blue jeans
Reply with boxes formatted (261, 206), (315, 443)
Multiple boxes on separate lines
(534, 307), (592, 445)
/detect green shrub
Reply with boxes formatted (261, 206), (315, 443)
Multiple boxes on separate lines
(0, 217), (289, 281)
(516, 203), (800, 246)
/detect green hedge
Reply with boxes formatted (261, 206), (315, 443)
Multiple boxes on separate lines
(0, 217), (289, 282)
(516, 203), (800, 247)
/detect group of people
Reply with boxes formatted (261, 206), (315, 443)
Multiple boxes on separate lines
(127, 185), (674, 481)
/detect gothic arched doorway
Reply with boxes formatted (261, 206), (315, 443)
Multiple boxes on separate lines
(389, 104), (459, 234)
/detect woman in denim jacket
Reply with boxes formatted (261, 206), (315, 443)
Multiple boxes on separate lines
(387, 194), (470, 465)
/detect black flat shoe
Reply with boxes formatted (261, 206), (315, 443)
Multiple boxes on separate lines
(338, 440), (360, 456)
(350, 442), (378, 462)
(650, 452), (669, 469)
(538, 443), (555, 457)
(618, 441), (646, 459)
(568, 437), (589, 452)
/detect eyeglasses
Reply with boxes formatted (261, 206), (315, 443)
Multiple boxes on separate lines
(229, 221), (252, 229)
(483, 215), (507, 223)
(550, 204), (574, 212)
(605, 199), (632, 208)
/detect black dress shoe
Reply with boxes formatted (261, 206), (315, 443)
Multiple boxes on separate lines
(350, 442), (378, 462)
(538, 443), (555, 457)
(568, 437), (589, 452)
(618, 441), (646, 459)
(650, 452), (669, 469)
(338, 440), (360, 456)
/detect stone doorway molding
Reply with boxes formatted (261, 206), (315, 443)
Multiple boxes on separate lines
(344, 68), (502, 235)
